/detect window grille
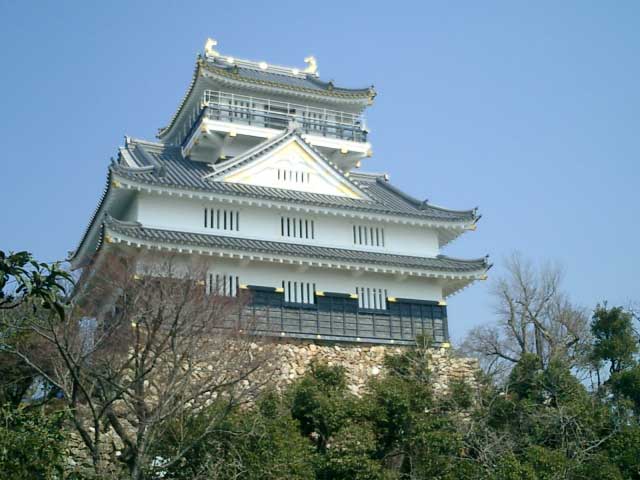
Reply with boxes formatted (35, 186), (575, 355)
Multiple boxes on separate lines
(356, 287), (388, 310)
(204, 208), (240, 231)
(282, 280), (316, 304)
(353, 225), (385, 247)
(281, 216), (315, 239)
(277, 168), (311, 184)
(207, 273), (239, 297)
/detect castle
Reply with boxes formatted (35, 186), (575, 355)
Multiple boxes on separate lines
(70, 39), (489, 346)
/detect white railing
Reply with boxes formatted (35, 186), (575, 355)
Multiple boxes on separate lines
(202, 90), (366, 132)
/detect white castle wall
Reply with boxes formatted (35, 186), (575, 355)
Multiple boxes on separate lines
(133, 192), (440, 258)
(136, 252), (444, 302)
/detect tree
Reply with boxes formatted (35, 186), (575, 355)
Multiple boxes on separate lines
(589, 304), (640, 416)
(154, 392), (316, 480)
(0, 250), (71, 406)
(0, 404), (67, 479)
(462, 253), (589, 377)
(1, 249), (271, 479)
(590, 304), (638, 376)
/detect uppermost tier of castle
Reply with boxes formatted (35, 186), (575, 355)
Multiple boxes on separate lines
(158, 39), (376, 171)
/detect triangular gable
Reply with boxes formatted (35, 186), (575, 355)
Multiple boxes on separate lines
(208, 131), (367, 199)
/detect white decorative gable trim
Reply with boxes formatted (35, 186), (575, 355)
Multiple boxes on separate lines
(208, 130), (370, 199)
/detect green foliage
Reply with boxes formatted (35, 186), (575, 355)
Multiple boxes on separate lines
(290, 361), (355, 450)
(0, 250), (71, 319)
(604, 424), (640, 479)
(611, 364), (640, 414)
(522, 445), (570, 480)
(318, 422), (386, 480)
(154, 392), (315, 480)
(591, 304), (639, 374)
(491, 454), (537, 480)
(0, 250), (71, 407)
(0, 404), (67, 479)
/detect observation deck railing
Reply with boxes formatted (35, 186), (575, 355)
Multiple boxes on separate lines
(201, 90), (368, 143)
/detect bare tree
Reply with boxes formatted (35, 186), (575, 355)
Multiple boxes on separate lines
(461, 253), (589, 378)
(1, 249), (271, 479)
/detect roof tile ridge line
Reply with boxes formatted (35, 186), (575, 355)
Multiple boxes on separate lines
(158, 57), (202, 139)
(349, 171), (388, 180)
(202, 62), (373, 98)
(437, 253), (491, 265)
(374, 177), (476, 217)
(211, 58), (315, 79)
(202, 129), (295, 180)
(113, 163), (157, 174)
(130, 142), (162, 171)
(119, 223), (478, 264)
(126, 136), (168, 149)
(304, 74), (376, 95)
(205, 58), (373, 93)
(104, 214), (142, 228)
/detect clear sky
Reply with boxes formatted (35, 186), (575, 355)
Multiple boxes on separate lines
(1, 1), (638, 342)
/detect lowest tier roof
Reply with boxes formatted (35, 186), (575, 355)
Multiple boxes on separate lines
(105, 217), (489, 275)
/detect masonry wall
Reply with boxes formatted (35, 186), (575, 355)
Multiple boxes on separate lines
(259, 339), (478, 396)
(63, 339), (478, 478)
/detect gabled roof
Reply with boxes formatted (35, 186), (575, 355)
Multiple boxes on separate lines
(111, 137), (478, 224)
(104, 217), (489, 276)
(204, 128), (370, 199)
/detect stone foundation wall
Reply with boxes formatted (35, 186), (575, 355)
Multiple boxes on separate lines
(256, 339), (479, 396)
(63, 339), (479, 477)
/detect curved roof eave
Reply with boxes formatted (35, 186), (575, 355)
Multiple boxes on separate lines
(103, 217), (490, 276)
(68, 166), (114, 267)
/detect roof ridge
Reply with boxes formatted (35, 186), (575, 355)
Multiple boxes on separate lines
(104, 214), (142, 228)
(437, 253), (491, 264)
(203, 128), (294, 179)
(350, 171), (388, 180)
(375, 177), (477, 217)
(126, 136), (170, 149)
(113, 163), (156, 174)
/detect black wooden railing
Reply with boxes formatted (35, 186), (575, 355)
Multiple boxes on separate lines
(233, 286), (448, 345)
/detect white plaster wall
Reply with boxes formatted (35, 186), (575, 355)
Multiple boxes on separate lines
(136, 253), (443, 302)
(133, 192), (440, 257)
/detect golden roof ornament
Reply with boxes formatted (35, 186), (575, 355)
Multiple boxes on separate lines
(204, 38), (220, 58)
(303, 55), (318, 75)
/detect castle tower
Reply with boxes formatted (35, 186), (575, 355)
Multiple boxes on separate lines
(70, 39), (489, 346)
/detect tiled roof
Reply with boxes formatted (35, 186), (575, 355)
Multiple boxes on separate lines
(112, 137), (477, 223)
(105, 218), (489, 275)
(204, 56), (374, 97)
(158, 56), (374, 139)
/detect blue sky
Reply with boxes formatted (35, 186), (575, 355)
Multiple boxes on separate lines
(1, 1), (638, 342)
